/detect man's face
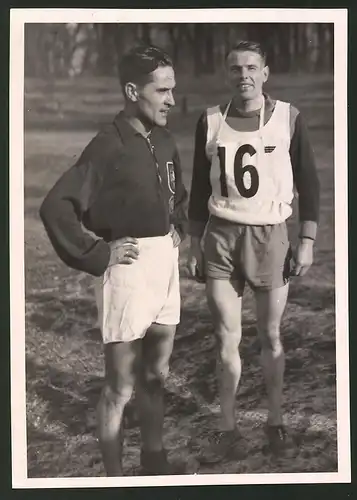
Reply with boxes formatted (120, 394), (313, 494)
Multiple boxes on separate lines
(226, 50), (269, 101)
(135, 65), (176, 127)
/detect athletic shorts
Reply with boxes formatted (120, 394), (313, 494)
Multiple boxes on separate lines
(203, 215), (292, 293)
(94, 233), (180, 344)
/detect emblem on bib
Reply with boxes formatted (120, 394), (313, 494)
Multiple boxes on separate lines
(264, 146), (276, 153)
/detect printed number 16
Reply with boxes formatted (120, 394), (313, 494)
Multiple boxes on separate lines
(218, 144), (259, 199)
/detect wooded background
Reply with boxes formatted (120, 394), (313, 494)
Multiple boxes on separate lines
(24, 23), (334, 78)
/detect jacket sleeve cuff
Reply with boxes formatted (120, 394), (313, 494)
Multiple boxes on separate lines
(175, 224), (186, 243)
(188, 220), (207, 238)
(170, 222), (186, 244)
(299, 220), (318, 240)
(81, 239), (111, 276)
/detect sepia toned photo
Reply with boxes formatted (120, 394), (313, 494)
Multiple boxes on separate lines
(10, 8), (349, 488)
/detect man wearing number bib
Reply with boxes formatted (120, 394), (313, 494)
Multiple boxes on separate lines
(187, 41), (319, 461)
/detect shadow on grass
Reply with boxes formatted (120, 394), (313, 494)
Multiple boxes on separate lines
(172, 306), (262, 408)
(27, 423), (63, 446)
(27, 355), (142, 436)
(25, 276), (336, 456)
(288, 283), (335, 311)
(172, 280), (336, 411)
(26, 289), (98, 338)
(26, 350), (206, 438)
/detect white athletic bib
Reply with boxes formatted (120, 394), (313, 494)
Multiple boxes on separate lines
(206, 99), (294, 225)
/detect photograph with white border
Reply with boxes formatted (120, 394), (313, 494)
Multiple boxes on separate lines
(10, 7), (349, 488)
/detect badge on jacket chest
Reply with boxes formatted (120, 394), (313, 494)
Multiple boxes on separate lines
(166, 161), (176, 194)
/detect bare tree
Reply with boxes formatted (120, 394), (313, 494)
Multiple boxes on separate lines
(24, 22), (334, 78)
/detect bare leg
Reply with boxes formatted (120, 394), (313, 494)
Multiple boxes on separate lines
(255, 283), (289, 426)
(136, 323), (175, 452)
(206, 278), (243, 431)
(97, 340), (140, 476)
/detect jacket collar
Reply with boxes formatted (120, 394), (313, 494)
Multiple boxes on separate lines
(113, 111), (145, 143)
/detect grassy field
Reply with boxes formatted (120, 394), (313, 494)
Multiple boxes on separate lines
(24, 72), (336, 478)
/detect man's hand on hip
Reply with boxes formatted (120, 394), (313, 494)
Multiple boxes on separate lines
(109, 237), (139, 266)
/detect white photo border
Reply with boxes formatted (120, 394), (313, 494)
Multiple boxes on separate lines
(10, 8), (349, 488)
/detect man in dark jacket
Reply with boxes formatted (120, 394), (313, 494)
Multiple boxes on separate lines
(40, 45), (188, 476)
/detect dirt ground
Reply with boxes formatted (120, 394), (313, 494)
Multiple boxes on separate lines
(23, 73), (337, 478)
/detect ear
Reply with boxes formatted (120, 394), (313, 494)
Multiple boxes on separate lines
(124, 82), (139, 102)
(262, 65), (270, 83)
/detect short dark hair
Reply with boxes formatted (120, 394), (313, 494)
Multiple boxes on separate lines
(226, 40), (267, 65)
(118, 45), (173, 90)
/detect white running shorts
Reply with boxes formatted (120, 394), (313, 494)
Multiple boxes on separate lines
(94, 233), (180, 343)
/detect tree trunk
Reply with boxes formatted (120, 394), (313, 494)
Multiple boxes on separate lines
(114, 24), (138, 68)
(193, 24), (205, 76)
(280, 23), (291, 73)
(94, 24), (117, 75)
(140, 23), (152, 45)
(167, 24), (180, 65)
(204, 26), (215, 73)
